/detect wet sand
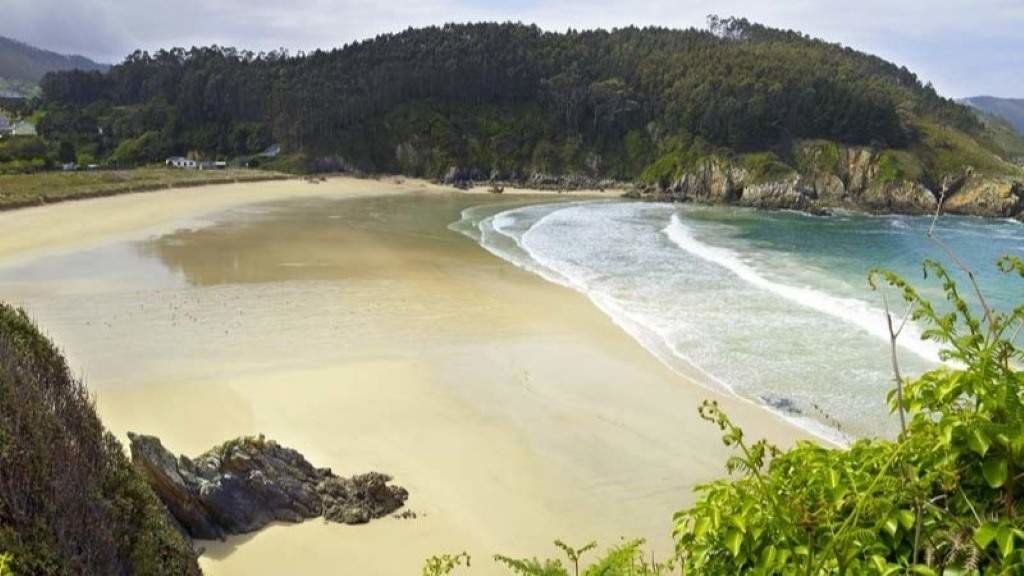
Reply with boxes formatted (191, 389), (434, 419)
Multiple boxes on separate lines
(0, 177), (806, 574)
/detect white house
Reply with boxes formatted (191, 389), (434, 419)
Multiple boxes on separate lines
(166, 157), (197, 169)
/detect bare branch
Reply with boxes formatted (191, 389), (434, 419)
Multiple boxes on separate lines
(928, 191), (995, 335)
(883, 291), (908, 437)
(894, 300), (915, 339)
(1010, 318), (1023, 346)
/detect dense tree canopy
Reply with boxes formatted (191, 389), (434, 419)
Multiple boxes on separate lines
(35, 19), (998, 179)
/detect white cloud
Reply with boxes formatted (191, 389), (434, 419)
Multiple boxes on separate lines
(2, 0), (1020, 97)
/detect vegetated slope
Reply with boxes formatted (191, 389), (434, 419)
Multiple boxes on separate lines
(34, 18), (1024, 206)
(0, 303), (200, 575)
(964, 96), (1024, 133)
(966, 107), (1024, 161)
(0, 36), (107, 98)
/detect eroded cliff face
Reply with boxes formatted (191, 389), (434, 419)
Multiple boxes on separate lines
(943, 176), (1023, 217)
(635, 144), (1023, 219)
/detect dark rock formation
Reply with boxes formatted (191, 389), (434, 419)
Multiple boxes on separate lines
(128, 433), (408, 540)
(319, 473), (410, 524)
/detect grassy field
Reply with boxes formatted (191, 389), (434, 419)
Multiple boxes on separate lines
(0, 168), (290, 210)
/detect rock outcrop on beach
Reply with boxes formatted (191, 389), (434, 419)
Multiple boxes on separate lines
(128, 433), (408, 540)
(629, 143), (1022, 219)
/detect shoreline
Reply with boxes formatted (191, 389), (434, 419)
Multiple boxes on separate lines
(0, 175), (609, 267)
(0, 176), (808, 574)
(454, 199), (851, 448)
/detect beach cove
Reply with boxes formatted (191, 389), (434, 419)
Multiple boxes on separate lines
(0, 177), (806, 574)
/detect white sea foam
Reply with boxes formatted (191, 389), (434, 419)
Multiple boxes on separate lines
(662, 213), (942, 364)
(452, 200), (1024, 441)
(489, 202), (861, 443)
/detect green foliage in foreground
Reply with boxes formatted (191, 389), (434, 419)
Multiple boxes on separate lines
(675, 256), (1024, 574)
(425, 540), (673, 575)
(423, 552), (472, 576)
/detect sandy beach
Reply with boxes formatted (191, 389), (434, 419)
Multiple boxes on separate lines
(0, 176), (806, 574)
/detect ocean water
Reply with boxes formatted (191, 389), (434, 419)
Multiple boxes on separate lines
(452, 201), (1024, 441)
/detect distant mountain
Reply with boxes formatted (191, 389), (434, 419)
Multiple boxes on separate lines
(962, 96), (1024, 133)
(0, 36), (108, 98)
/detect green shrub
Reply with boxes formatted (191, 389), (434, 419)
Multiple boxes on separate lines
(674, 255), (1024, 574)
(0, 136), (48, 163)
(425, 540), (673, 575)
(109, 131), (170, 164)
(794, 140), (841, 175)
(740, 152), (795, 183)
(639, 134), (718, 187)
(876, 150), (923, 184)
(913, 119), (1017, 179)
(423, 552), (471, 576)
(0, 304), (200, 575)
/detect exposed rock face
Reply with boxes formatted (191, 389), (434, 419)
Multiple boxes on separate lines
(129, 433), (225, 540)
(944, 177), (1024, 217)
(664, 157), (748, 203)
(802, 173), (846, 204)
(632, 144), (1024, 218)
(319, 473), (409, 524)
(738, 179), (814, 211)
(858, 181), (937, 214)
(840, 147), (878, 195)
(128, 434), (408, 540)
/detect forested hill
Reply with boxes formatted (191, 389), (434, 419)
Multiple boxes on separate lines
(34, 19), (1024, 198)
(0, 36), (107, 97)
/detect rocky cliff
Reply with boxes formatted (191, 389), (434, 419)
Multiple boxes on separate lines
(629, 144), (1024, 219)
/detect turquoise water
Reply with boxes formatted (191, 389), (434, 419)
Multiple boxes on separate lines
(453, 201), (1024, 441)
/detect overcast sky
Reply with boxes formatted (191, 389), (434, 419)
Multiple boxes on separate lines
(2, 0), (1020, 98)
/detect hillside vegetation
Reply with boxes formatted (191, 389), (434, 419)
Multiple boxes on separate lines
(963, 102), (1024, 162)
(33, 18), (1023, 193)
(0, 304), (200, 575)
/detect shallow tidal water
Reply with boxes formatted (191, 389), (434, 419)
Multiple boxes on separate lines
(0, 192), (549, 388)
